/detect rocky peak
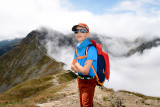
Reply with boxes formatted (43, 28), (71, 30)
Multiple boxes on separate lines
(21, 30), (40, 45)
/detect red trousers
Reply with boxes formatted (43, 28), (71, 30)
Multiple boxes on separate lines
(77, 77), (97, 107)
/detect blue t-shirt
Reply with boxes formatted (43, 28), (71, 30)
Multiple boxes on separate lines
(73, 38), (97, 77)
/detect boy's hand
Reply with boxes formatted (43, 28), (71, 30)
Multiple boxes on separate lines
(72, 64), (78, 73)
(73, 57), (78, 64)
(71, 57), (80, 73)
(85, 61), (88, 65)
(71, 61), (79, 73)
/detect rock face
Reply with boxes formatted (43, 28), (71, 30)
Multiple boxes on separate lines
(127, 38), (160, 56)
(0, 30), (64, 93)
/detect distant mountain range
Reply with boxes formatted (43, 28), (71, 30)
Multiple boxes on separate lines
(0, 38), (22, 56)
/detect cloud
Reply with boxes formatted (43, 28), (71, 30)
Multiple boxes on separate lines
(0, 0), (71, 40)
(112, 0), (160, 15)
(113, 1), (140, 12)
(0, 0), (160, 41)
(105, 46), (160, 97)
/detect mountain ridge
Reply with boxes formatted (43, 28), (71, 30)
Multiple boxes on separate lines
(0, 30), (64, 93)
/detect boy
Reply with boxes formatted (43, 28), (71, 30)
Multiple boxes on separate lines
(71, 23), (98, 107)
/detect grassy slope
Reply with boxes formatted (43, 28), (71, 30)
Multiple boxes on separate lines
(0, 70), (76, 107)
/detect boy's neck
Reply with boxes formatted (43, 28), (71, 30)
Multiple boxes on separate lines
(79, 41), (83, 44)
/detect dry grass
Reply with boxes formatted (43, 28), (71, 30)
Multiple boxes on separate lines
(28, 83), (67, 103)
(57, 71), (77, 84)
(118, 90), (160, 100)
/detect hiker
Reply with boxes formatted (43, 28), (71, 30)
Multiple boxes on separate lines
(71, 23), (98, 107)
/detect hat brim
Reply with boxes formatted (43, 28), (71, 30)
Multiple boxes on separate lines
(72, 25), (87, 31)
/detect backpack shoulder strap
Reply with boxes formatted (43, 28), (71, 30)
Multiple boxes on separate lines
(85, 44), (95, 55)
(85, 43), (99, 81)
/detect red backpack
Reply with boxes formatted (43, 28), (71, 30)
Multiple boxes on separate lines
(86, 40), (110, 86)
(75, 40), (110, 86)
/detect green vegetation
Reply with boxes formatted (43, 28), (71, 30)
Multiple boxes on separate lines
(0, 70), (76, 107)
(0, 75), (53, 102)
(103, 97), (108, 101)
(57, 71), (77, 84)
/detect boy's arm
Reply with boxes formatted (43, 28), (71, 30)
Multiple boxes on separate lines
(71, 60), (80, 73)
(74, 60), (93, 75)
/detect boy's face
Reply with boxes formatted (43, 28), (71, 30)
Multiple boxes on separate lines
(75, 26), (90, 43)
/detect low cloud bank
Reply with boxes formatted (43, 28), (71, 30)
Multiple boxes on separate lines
(106, 46), (160, 97)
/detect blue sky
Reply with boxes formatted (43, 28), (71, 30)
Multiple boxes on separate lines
(68, 0), (160, 15)
(68, 0), (122, 14)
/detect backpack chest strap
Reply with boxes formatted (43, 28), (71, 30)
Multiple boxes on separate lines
(73, 49), (87, 63)
(75, 48), (87, 59)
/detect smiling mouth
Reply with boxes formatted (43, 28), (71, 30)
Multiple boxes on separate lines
(77, 36), (82, 38)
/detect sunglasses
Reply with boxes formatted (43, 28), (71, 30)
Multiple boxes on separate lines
(74, 29), (88, 34)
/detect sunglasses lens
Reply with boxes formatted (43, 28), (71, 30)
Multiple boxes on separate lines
(80, 29), (87, 33)
(74, 29), (88, 34)
(74, 31), (78, 34)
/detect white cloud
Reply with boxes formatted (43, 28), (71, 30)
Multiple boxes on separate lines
(0, 0), (71, 40)
(0, 0), (160, 41)
(105, 46), (160, 97)
(113, 1), (140, 12)
(112, 0), (160, 15)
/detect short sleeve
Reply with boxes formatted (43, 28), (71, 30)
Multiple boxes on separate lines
(87, 46), (97, 61)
